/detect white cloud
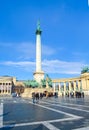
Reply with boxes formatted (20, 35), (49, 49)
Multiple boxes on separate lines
(0, 59), (85, 75)
(42, 59), (84, 74)
(1, 61), (35, 72)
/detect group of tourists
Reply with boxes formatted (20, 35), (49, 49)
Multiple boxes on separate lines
(75, 91), (84, 98)
(32, 92), (54, 103)
(32, 92), (44, 103)
(32, 91), (85, 103)
(65, 91), (84, 98)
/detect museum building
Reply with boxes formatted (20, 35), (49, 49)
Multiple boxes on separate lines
(0, 76), (16, 95)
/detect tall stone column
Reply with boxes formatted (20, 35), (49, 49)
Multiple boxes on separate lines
(36, 26), (41, 72)
(33, 21), (44, 83)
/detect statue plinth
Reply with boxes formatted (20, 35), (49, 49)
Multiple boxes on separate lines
(33, 71), (44, 83)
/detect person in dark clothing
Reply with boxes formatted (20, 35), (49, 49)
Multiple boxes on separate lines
(32, 92), (35, 103)
(40, 93), (43, 99)
(81, 92), (84, 98)
(35, 93), (39, 103)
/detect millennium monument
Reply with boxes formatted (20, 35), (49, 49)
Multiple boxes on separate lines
(33, 22), (44, 83)
(0, 23), (89, 97)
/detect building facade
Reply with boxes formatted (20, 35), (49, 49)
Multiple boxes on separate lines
(0, 76), (16, 96)
(52, 72), (89, 96)
(0, 73), (89, 96)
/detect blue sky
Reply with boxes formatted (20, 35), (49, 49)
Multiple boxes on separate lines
(0, 0), (89, 80)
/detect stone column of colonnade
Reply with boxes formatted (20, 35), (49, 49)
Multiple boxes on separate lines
(73, 81), (76, 92)
(3, 86), (5, 94)
(68, 82), (71, 93)
(1, 85), (3, 93)
(53, 83), (56, 93)
(64, 82), (66, 95)
(58, 82), (61, 96)
(53, 82), (62, 96)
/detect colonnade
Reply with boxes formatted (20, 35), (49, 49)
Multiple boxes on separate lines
(52, 75), (89, 96)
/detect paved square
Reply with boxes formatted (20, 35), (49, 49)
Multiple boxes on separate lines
(0, 96), (89, 130)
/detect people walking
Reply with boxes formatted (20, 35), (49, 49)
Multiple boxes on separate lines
(32, 92), (36, 103)
(35, 93), (39, 103)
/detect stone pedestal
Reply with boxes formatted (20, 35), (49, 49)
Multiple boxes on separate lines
(33, 71), (44, 83)
(21, 87), (53, 98)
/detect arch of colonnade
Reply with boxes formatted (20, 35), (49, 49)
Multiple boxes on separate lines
(52, 73), (89, 96)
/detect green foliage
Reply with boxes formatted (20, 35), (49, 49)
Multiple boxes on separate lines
(24, 80), (39, 88)
(81, 66), (89, 74)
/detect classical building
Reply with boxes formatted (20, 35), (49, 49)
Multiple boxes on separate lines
(0, 73), (89, 96)
(52, 72), (89, 96)
(0, 76), (25, 96)
(0, 76), (16, 96)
